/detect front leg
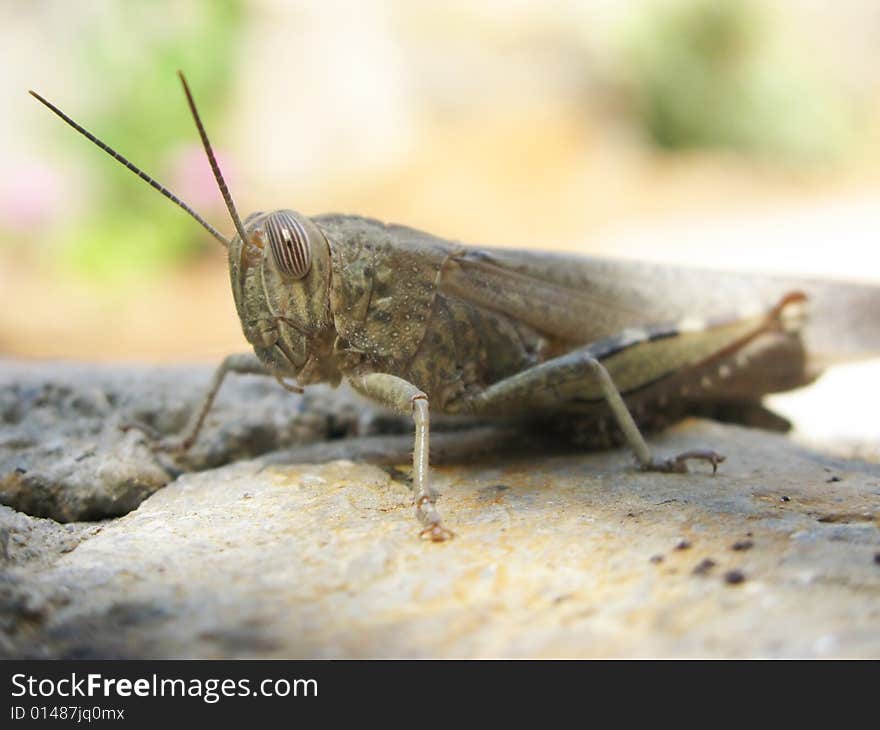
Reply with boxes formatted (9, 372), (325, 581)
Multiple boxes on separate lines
(125, 352), (274, 454)
(347, 373), (453, 542)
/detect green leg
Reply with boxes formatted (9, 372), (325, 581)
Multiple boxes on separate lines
(348, 373), (453, 542)
(470, 350), (724, 474)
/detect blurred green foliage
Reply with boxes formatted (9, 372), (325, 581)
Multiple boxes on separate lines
(62, 1), (243, 281)
(618, 0), (854, 162)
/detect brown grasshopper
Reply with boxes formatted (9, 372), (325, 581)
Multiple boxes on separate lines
(30, 73), (880, 541)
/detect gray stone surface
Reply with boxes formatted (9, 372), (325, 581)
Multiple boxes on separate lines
(1, 360), (879, 658)
(0, 360), (375, 521)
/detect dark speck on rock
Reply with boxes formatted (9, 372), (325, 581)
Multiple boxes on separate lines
(874, 552), (880, 566)
(780, 496), (791, 502)
(731, 540), (754, 551)
(826, 476), (841, 483)
(649, 554), (664, 564)
(692, 558), (716, 576)
(675, 539), (692, 550)
(724, 570), (746, 585)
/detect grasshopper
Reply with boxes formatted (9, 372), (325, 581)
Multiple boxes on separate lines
(30, 73), (880, 541)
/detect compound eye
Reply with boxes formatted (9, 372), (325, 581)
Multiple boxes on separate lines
(265, 211), (311, 279)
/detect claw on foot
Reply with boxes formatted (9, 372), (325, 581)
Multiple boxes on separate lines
(155, 437), (191, 455)
(120, 420), (163, 441)
(419, 523), (454, 542)
(120, 421), (189, 454)
(645, 449), (726, 475)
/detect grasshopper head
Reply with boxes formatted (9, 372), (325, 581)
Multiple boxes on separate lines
(30, 74), (337, 385)
(229, 209), (334, 380)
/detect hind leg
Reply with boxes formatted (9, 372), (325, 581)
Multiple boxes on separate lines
(468, 350), (724, 474)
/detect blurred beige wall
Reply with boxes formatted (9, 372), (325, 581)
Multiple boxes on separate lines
(2, 0), (880, 363)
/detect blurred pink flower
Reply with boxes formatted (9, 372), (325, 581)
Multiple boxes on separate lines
(167, 144), (238, 212)
(0, 161), (64, 232)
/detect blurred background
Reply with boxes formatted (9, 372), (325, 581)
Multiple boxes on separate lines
(2, 0), (880, 445)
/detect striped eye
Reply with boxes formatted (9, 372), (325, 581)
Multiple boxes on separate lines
(265, 211), (311, 279)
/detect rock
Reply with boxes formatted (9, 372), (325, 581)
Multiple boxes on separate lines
(0, 360), (381, 521)
(0, 505), (95, 568)
(0, 505), (96, 658)
(1, 360), (879, 658)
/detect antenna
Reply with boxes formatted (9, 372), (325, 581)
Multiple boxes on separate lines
(176, 71), (250, 248)
(29, 89), (230, 248)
